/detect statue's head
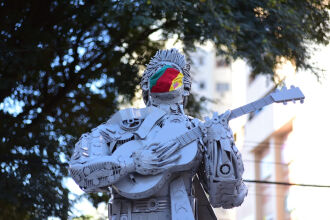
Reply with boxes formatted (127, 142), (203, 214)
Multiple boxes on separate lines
(141, 49), (191, 106)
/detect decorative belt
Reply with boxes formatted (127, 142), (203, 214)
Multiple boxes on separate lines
(133, 197), (169, 212)
(109, 196), (170, 217)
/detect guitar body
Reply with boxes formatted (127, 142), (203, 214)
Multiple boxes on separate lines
(113, 116), (199, 199)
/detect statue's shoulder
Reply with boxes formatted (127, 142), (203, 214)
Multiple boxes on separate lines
(185, 115), (201, 127)
(105, 106), (163, 134)
(106, 106), (157, 124)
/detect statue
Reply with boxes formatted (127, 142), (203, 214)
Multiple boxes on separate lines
(69, 49), (305, 220)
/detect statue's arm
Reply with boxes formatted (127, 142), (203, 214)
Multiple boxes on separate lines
(200, 110), (248, 209)
(69, 155), (135, 193)
(69, 122), (181, 192)
(68, 124), (135, 193)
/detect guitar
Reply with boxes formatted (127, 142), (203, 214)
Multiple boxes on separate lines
(112, 86), (305, 199)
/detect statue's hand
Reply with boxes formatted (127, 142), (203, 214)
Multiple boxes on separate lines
(219, 110), (231, 125)
(219, 110), (233, 136)
(202, 110), (235, 152)
(131, 141), (181, 175)
(206, 110), (233, 140)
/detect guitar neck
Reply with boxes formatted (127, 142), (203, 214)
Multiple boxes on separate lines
(228, 95), (274, 121)
(175, 86), (304, 147)
(175, 95), (274, 146)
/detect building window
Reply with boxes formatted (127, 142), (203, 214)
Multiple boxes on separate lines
(199, 56), (204, 65)
(254, 135), (291, 220)
(260, 150), (272, 180)
(216, 58), (229, 67)
(216, 82), (230, 93)
(248, 73), (256, 85)
(199, 81), (206, 89)
(255, 144), (273, 220)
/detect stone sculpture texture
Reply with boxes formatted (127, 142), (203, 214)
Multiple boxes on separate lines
(69, 49), (304, 220)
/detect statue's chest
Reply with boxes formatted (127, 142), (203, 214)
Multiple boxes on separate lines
(112, 114), (200, 199)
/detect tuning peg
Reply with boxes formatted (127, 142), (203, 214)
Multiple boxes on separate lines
(290, 85), (295, 89)
(292, 99), (296, 104)
(300, 99), (304, 104)
(281, 86), (287, 91)
(283, 101), (287, 105)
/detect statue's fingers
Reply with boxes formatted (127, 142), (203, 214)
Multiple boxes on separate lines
(163, 142), (180, 156)
(154, 145), (171, 155)
(156, 147), (171, 159)
(154, 140), (176, 153)
(153, 145), (166, 153)
(153, 142), (170, 153)
(150, 152), (169, 163)
(157, 154), (181, 167)
(148, 145), (158, 151)
(157, 141), (179, 157)
(220, 110), (231, 121)
(157, 143), (180, 160)
(146, 142), (160, 150)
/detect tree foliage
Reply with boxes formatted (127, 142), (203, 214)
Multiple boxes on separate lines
(0, 0), (328, 218)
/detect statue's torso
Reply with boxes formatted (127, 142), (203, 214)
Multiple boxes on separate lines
(112, 109), (202, 198)
(109, 108), (202, 219)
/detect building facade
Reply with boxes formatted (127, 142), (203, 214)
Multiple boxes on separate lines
(190, 44), (330, 220)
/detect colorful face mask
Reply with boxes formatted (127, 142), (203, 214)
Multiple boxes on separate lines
(149, 65), (183, 93)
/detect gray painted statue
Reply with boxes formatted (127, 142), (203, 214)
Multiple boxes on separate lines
(69, 49), (305, 220)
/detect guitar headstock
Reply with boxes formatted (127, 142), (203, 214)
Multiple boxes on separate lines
(270, 85), (305, 105)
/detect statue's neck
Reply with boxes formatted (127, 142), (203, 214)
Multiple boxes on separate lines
(148, 91), (185, 115)
(152, 103), (185, 115)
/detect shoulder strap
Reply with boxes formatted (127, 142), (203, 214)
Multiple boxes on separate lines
(193, 176), (217, 220)
(134, 107), (166, 139)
